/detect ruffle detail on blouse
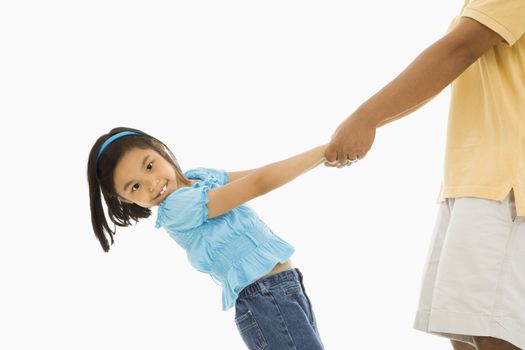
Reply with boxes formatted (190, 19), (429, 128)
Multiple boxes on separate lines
(185, 168), (229, 186)
(155, 183), (210, 233)
(220, 238), (295, 311)
(155, 167), (227, 231)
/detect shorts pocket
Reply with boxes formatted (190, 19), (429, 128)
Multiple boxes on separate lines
(235, 310), (268, 350)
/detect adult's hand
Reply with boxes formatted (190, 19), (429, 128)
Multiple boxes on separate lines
(324, 114), (377, 167)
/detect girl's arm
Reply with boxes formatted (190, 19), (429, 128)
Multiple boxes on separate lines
(227, 169), (257, 182)
(207, 144), (327, 219)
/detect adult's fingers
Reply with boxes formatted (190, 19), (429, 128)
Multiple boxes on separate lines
(324, 160), (339, 167)
(337, 160), (352, 168)
(324, 143), (338, 163)
(346, 154), (357, 162)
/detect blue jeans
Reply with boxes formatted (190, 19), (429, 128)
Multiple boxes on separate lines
(235, 268), (324, 350)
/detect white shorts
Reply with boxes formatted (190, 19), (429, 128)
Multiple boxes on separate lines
(414, 191), (525, 348)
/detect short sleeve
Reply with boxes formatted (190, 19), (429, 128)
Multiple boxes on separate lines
(155, 186), (209, 232)
(461, 0), (525, 46)
(185, 168), (229, 185)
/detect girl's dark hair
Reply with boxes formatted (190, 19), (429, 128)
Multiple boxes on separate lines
(87, 127), (190, 252)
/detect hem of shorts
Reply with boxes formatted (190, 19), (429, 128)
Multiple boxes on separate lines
(414, 310), (525, 349)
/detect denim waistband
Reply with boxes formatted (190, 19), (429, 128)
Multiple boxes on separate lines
(239, 268), (303, 298)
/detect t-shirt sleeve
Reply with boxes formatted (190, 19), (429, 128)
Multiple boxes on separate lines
(185, 167), (229, 185)
(461, 0), (525, 46)
(155, 186), (209, 232)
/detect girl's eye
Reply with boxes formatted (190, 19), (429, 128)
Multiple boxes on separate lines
(146, 162), (153, 171)
(131, 183), (140, 192)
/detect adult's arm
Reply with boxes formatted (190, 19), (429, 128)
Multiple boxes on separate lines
(325, 17), (504, 166)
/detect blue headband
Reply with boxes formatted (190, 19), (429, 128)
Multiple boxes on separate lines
(96, 131), (139, 161)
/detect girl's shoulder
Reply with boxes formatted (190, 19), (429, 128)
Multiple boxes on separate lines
(155, 184), (208, 231)
(155, 168), (227, 231)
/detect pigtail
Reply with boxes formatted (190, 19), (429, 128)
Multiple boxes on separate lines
(87, 139), (115, 252)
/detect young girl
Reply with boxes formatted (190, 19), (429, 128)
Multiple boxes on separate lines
(87, 126), (326, 349)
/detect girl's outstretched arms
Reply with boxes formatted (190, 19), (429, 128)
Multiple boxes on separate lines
(206, 144), (328, 219)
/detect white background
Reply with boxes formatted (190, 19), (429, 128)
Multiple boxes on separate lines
(1, 0), (460, 349)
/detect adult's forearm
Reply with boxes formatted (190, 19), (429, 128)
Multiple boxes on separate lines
(375, 97), (434, 127)
(355, 34), (478, 128)
(324, 17), (503, 166)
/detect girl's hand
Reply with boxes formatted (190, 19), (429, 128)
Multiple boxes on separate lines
(324, 114), (376, 168)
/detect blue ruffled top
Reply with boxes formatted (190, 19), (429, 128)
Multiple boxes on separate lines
(155, 168), (295, 310)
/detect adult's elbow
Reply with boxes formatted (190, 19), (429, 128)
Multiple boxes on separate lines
(449, 17), (504, 63)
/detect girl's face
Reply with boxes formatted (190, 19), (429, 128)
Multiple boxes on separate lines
(113, 147), (180, 208)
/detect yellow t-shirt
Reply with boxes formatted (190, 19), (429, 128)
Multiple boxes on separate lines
(438, 0), (525, 215)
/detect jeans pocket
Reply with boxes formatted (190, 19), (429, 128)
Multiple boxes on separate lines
(283, 284), (302, 296)
(235, 310), (268, 350)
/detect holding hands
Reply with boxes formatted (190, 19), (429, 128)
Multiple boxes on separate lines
(324, 114), (377, 168)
